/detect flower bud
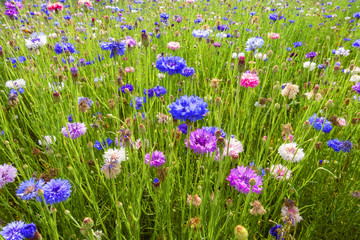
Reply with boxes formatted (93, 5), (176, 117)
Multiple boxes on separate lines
(249, 178), (256, 186)
(234, 225), (248, 240)
(215, 97), (223, 106)
(216, 137), (226, 149)
(325, 100), (334, 109)
(272, 65), (279, 73)
(138, 124), (146, 135)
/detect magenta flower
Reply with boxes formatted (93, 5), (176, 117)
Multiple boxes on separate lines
(0, 164), (17, 188)
(61, 122), (87, 139)
(226, 165), (263, 194)
(145, 151), (166, 167)
(185, 129), (217, 154)
(240, 72), (260, 88)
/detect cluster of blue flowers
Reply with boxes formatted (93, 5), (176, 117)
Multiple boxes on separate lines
(144, 86), (167, 98)
(94, 138), (113, 150)
(308, 114), (332, 133)
(327, 139), (353, 153)
(0, 221), (37, 240)
(54, 42), (76, 54)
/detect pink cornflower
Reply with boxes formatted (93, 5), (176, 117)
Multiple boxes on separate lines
(124, 67), (134, 73)
(337, 118), (347, 126)
(283, 134), (294, 142)
(47, 2), (63, 11)
(0, 164), (17, 188)
(270, 164), (292, 180)
(281, 204), (302, 226)
(268, 32), (280, 39)
(78, 0), (92, 7)
(240, 72), (260, 88)
(167, 42), (180, 51)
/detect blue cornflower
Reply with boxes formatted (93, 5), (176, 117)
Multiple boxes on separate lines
(269, 13), (278, 21)
(192, 29), (210, 38)
(94, 138), (113, 150)
(353, 12), (360, 18)
(0, 221), (26, 240)
(341, 141), (353, 152)
(63, 15), (71, 20)
(202, 126), (226, 137)
(289, 20), (295, 23)
(217, 24), (228, 31)
(43, 178), (72, 205)
(343, 38), (351, 41)
(245, 37), (264, 52)
(16, 178), (45, 201)
(120, 84), (134, 93)
(54, 42), (76, 54)
(250, 11), (256, 16)
(144, 88), (155, 98)
(68, 114), (73, 122)
(156, 56), (187, 75)
(308, 114), (332, 133)
(178, 123), (189, 134)
(100, 41), (126, 58)
(20, 223), (37, 239)
(327, 139), (343, 152)
(353, 39), (360, 48)
(18, 56), (26, 63)
(168, 95), (209, 122)
(130, 97), (146, 110)
(286, 47), (292, 51)
(293, 42), (303, 48)
(181, 67), (195, 77)
(160, 13), (169, 20)
(153, 86), (167, 97)
(269, 224), (284, 240)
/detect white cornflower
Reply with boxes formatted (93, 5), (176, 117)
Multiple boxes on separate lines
(278, 143), (305, 162)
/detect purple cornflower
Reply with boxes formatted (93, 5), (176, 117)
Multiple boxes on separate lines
(61, 122), (87, 139)
(156, 56), (187, 75)
(0, 164), (17, 188)
(305, 52), (317, 59)
(120, 84), (134, 93)
(100, 41), (126, 58)
(169, 95), (209, 122)
(124, 36), (137, 48)
(352, 82), (360, 94)
(145, 150), (166, 167)
(226, 165), (263, 194)
(43, 178), (72, 204)
(16, 178), (45, 201)
(178, 123), (189, 134)
(185, 129), (217, 154)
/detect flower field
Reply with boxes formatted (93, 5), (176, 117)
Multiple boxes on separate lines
(1, 0), (360, 239)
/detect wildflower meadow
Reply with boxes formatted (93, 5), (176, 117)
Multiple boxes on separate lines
(1, 0), (360, 239)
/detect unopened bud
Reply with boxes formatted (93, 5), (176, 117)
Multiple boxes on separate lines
(234, 225), (248, 240)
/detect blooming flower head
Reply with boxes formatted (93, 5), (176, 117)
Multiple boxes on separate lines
(303, 61), (317, 71)
(270, 164), (292, 180)
(156, 56), (187, 75)
(293, 42), (303, 48)
(278, 143), (305, 162)
(124, 36), (136, 48)
(308, 114), (332, 133)
(130, 97), (146, 110)
(167, 42), (180, 51)
(43, 178), (72, 204)
(61, 122), (87, 139)
(102, 148), (126, 179)
(94, 138), (113, 150)
(185, 129), (217, 154)
(38, 135), (56, 146)
(332, 47), (350, 57)
(153, 86), (167, 97)
(268, 32), (280, 39)
(201, 126), (226, 138)
(25, 32), (47, 50)
(20, 223), (37, 239)
(281, 203), (302, 226)
(101, 41), (126, 58)
(145, 150), (166, 167)
(169, 95), (209, 122)
(5, 79), (26, 89)
(181, 67), (195, 77)
(0, 221), (25, 240)
(353, 39), (360, 48)
(240, 72), (260, 88)
(269, 224), (284, 240)
(305, 52), (317, 59)
(352, 82), (360, 94)
(0, 164), (17, 188)
(120, 84), (134, 93)
(226, 165), (263, 194)
(78, 0), (92, 7)
(47, 2), (63, 11)
(225, 137), (244, 159)
(192, 29), (210, 38)
(281, 83), (299, 99)
(16, 178), (45, 201)
(54, 42), (76, 55)
(245, 37), (264, 52)
(327, 139), (352, 153)
(78, 97), (93, 108)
